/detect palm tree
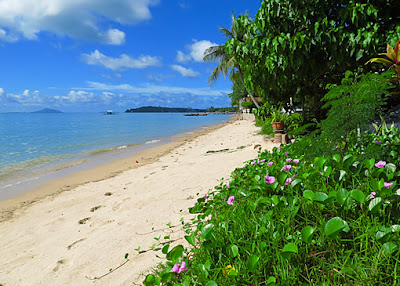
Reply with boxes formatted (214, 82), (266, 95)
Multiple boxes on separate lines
(203, 12), (260, 108)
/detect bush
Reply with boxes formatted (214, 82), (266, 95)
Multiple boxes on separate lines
(144, 125), (400, 285)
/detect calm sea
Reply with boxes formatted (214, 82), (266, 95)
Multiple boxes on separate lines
(0, 112), (231, 198)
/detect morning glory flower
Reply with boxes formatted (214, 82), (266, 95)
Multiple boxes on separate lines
(259, 159), (266, 163)
(384, 182), (394, 188)
(227, 196), (235, 205)
(267, 161), (273, 166)
(171, 262), (187, 273)
(375, 161), (386, 168)
(281, 165), (292, 171)
(375, 140), (382, 145)
(264, 175), (276, 184)
(203, 194), (208, 199)
(370, 191), (376, 199)
(293, 159), (299, 164)
(285, 177), (293, 185)
(241, 192), (247, 196)
(284, 152), (289, 156)
(286, 158), (292, 163)
(227, 182), (230, 188)
(251, 160), (256, 165)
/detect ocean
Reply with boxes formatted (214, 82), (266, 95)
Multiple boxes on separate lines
(0, 112), (232, 199)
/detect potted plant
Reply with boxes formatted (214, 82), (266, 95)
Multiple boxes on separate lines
(270, 109), (288, 130)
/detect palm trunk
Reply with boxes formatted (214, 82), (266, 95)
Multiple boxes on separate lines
(237, 65), (260, 109)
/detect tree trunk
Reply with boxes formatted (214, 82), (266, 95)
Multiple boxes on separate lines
(237, 65), (260, 109)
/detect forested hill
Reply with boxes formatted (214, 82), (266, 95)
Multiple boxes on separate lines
(125, 106), (207, 113)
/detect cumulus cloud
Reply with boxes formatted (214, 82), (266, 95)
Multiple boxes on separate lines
(82, 81), (230, 96)
(171, 65), (200, 78)
(82, 50), (160, 71)
(0, 0), (159, 44)
(176, 40), (218, 63)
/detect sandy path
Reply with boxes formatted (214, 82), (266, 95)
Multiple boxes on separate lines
(0, 119), (275, 286)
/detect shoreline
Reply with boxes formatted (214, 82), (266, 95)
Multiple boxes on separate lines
(0, 120), (231, 222)
(0, 118), (275, 285)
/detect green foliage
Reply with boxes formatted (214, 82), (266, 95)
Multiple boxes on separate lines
(225, 0), (400, 119)
(321, 70), (393, 143)
(240, 101), (254, 108)
(145, 126), (400, 285)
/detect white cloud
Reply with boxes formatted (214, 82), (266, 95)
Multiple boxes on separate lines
(171, 65), (200, 78)
(176, 51), (191, 63)
(22, 89), (29, 96)
(82, 50), (160, 71)
(0, 87), (4, 96)
(0, 0), (159, 44)
(81, 81), (230, 96)
(177, 40), (218, 63)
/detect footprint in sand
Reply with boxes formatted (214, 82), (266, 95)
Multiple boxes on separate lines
(78, 217), (91, 224)
(67, 238), (86, 250)
(90, 205), (103, 212)
(89, 220), (115, 227)
(53, 259), (69, 272)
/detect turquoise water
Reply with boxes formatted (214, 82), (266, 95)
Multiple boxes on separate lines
(0, 112), (231, 194)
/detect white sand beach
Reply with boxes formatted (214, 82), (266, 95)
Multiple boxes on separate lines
(0, 119), (275, 286)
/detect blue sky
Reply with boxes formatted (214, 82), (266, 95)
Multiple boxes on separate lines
(0, 0), (261, 112)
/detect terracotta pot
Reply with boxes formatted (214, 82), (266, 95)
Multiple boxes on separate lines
(272, 122), (284, 130)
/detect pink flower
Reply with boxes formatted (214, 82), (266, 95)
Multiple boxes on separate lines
(370, 191), (376, 199)
(227, 196), (235, 205)
(293, 159), (299, 164)
(241, 192), (247, 196)
(277, 145), (281, 150)
(259, 159), (266, 163)
(267, 161), (273, 166)
(384, 182), (394, 188)
(251, 160), (256, 165)
(264, 175), (276, 184)
(285, 177), (293, 185)
(203, 194), (207, 199)
(170, 261), (187, 273)
(360, 152), (365, 155)
(284, 152), (289, 156)
(375, 140), (382, 145)
(286, 158), (292, 163)
(375, 161), (386, 168)
(227, 182), (230, 188)
(281, 165), (292, 171)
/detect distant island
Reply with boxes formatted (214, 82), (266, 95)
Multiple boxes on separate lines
(31, 108), (63, 113)
(125, 106), (207, 113)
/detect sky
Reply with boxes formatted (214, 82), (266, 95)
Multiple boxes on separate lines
(0, 0), (261, 112)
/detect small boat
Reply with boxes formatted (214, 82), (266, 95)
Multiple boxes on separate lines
(103, 110), (117, 115)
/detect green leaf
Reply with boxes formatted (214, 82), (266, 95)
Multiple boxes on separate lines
(350, 189), (365, 203)
(185, 233), (195, 246)
(386, 163), (396, 173)
(278, 172), (288, 185)
(162, 244), (170, 254)
(205, 281), (218, 286)
(376, 227), (391, 242)
(266, 276), (277, 285)
(197, 264), (209, 278)
(166, 245), (184, 262)
(144, 274), (155, 285)
(247, 255), (260, 272)
(336, 188), (349, 206)
(332, 154), (341, 163)
(369, 197), (383, 213)
(315, 192), (328, 202)
(202, 223), (214, 240)
(281, 243), (298, 259)
(125, 253), (129, 259)
(291, 178), (302, 188)
(334, 170), (346, 182)
(315, 157), (327, 169)
(382, 242), (398, 256)
(324, 217), (346, 239)
(364, 158), (375, 169)
(229, 245), (239, 258)
(303, 190), (315, 200)
(323, 166), (332, 177)
(301, 226), (315, 243)
(390, 225), (400, 234)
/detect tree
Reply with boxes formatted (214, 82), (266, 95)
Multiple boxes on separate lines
(203, 12), (260, 108)
(226, 0), (400, 120)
